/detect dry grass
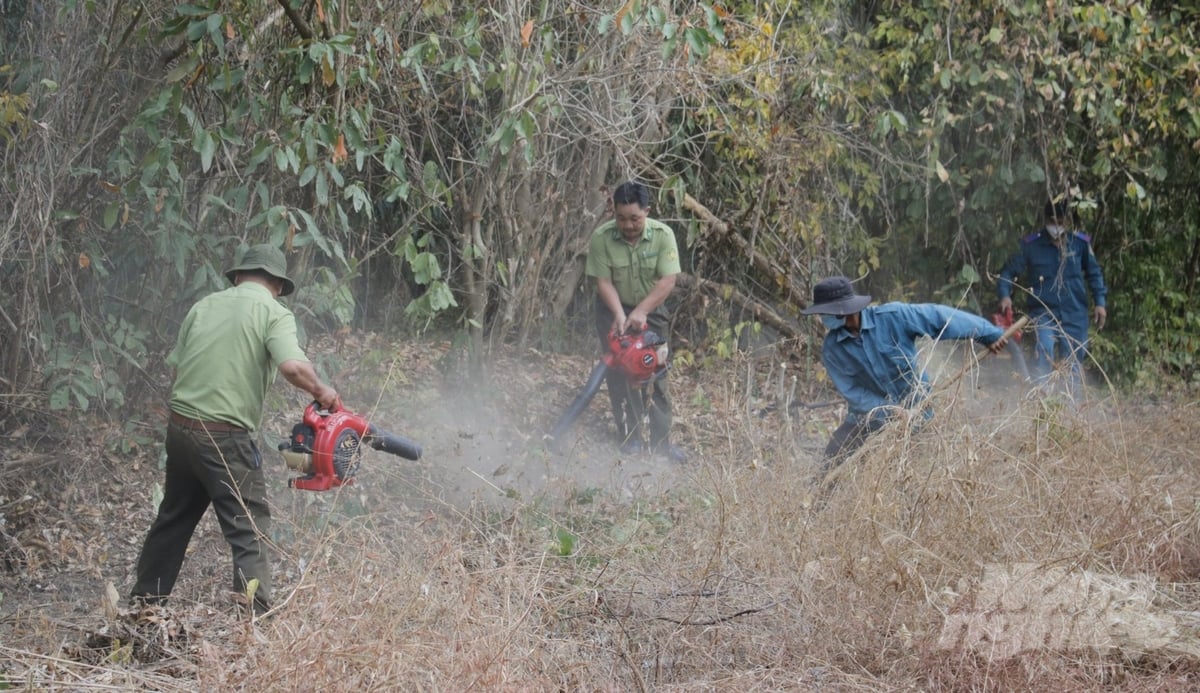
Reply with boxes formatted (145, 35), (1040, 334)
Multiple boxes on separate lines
(3, 349), (1200, 691)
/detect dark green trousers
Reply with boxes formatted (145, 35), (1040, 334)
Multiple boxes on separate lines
(132, 421), (272, 613)
(594, 302), (673, 448)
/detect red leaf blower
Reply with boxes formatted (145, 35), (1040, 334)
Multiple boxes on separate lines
(278, 402), (422, 491)
(990, 307), (1032, 382)
(548, 328), (668, 446)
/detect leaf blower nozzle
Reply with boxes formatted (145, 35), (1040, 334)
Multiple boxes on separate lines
(365, 425), (422, 460)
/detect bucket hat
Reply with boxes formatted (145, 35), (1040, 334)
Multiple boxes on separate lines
(800, 276), (872, 315)
(224, 244), (295, 296)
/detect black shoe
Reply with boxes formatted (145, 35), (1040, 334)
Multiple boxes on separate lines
(656, 443), (688, 463)
(619, 439), (644, 455)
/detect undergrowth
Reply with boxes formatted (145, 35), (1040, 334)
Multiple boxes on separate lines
(3, 351), (1200, 690)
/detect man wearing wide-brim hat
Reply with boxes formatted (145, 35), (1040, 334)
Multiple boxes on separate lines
(131, 243), (340, 617)
(802, 276), (1008, 466)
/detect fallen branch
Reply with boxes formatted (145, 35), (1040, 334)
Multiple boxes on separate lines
(633, 154), (811, 308)
(675, 273), (803, 342)
(653, 599), (784, 626)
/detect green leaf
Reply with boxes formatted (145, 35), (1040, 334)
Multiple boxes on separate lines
(206, 13), (225, 54)
(199, 133), (216, 172)
(315, 170), (329, 205)
(554, 528), (576, 557)
(186, 19), (207, 42)
(165, 57), (199, 84)
(103, 202), (120, 230)
(684, 27), (709, 58)
(324, 160), (344, 187)
(427, 281), (457, 310)
(209, 68), (245, 92)
(49, 388), (70, 411)
(175, 4), (213, 17)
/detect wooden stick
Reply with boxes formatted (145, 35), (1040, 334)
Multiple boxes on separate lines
(940, 315), (1030, 391)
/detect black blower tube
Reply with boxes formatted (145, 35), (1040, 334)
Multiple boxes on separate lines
(366, 425), (423, 460)
(549, 360), (609, 442)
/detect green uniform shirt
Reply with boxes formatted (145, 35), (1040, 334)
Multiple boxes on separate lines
(585, 218), (681, 306)
(167, 282), (309, 432)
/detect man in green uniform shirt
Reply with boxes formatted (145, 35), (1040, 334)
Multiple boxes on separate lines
(585, 181), (687, 462)
(131, 244), (339, 617)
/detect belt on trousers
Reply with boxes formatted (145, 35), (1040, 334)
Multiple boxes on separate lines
(169, 412), (244, 432)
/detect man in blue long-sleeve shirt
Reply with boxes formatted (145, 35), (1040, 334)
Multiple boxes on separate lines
(998, 200), (1107, 387)
(802, 276), (1008, 465)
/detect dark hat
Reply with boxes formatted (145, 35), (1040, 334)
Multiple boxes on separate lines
(801, 276), (872, 316)
(224, 244), (295, 296)
(1044, 199), (1071, 223)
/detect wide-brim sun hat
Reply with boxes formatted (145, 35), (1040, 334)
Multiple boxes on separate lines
(800, 276), (872, 315)
(224, 243), (296, 296)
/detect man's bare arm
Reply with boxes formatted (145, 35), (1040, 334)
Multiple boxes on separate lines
(627, 274), (677, 331)
(279, 359), (339, 409)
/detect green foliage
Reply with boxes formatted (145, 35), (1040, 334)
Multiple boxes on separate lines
(553, 527), (577, 557)
(705, 318), (757, 360)
(601, 0), (725, 62)
(0, 78), (32, 145)
(43, 314), (146, 412)
(400, 234), (458, 323)
(295, 266), (357, 333)
(8, 0), (1200, 416)
(1100, 220), (1200, 385)
(933, 265), (984, 314)
(107, 420), (157, 457)
(243, 577), (260, 612)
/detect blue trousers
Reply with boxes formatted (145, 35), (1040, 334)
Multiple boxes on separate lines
(1032, 314), (1088, 391)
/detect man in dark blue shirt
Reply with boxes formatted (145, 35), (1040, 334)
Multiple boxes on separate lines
(802, 276), (1007, 466)
(998, 200), (1107, 389)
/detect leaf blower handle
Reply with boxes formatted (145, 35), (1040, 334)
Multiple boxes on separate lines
(366, 424), (422, 460)
(317, 394), (343, 412)
(308, 395), (344, 416)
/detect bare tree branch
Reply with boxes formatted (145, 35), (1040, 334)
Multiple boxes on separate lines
(675, 273), (802, 342)
(633, 153), (810, 308)
(277, 0), (314, 40)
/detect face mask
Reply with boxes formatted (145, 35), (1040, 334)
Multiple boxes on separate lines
(1046, 224), (1066, 239)
(821, 315), (846, 331)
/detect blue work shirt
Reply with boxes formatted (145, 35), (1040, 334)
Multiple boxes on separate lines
(822, 303), (1004, 424)
(997, 228), (1107, 338)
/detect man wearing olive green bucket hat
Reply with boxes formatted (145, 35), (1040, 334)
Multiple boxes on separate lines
(131, 243), (340, 618)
